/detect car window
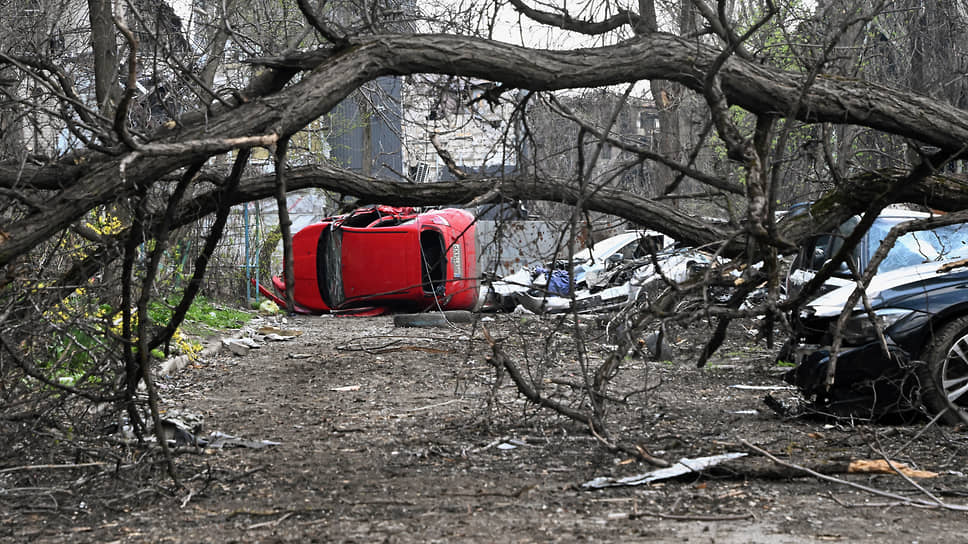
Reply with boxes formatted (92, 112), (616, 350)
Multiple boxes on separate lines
(580, 234), (642, 262)
(868, 217), (968, 273)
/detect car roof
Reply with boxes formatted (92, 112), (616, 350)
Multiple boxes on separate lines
(874, 208), (932, 219)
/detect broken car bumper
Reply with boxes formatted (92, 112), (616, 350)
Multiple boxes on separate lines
(783, 341), (919, 416)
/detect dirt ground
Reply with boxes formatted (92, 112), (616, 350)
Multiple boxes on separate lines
(5, 311), (968, 543)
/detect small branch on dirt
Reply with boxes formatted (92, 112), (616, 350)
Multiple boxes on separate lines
(633, 444), (671, 468)
(867, 433), (946, 507)
(372, 346), (454, 355)
(221, 465), (269, 484)
(741, 440), (968, 511)
(550, 378), (627, 404)
(0, 462), (107, 474)
(404, 399), (466, 413)
(825, 492), (935, 509)
(248, 512), (292, 530)
(345, 499), (417, 507)
(227, 506), (326, 519)
(445, 485), (537, 499)
(336, 335), (462, 354)
(893, 409), (947, 457)
(588, 422), (671, 468)
(180, 489), (194, 509)
(337, 338), (403, 352)
(469, 436), (511, 454)
(331, 427), (366, 433)
(621, 377), (663, 402)
(628, 510), (754, 521)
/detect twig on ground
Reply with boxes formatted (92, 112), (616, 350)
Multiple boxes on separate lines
(825, 491), (930, 509)
(551, 377), (628, 404)
(180, 489), (194, 508)
(629, 510), (754, 521)
(0, 462), (107, 474)
(868, 435), (945, 507)
(588, 421), (670, 467)
(404, 399), (466, 413)
(741, 439), (968, 511)
(221, 465), (269, 484)
(247, 512), (292, 530)
(893, 409), (946, 457)
(371, 346), (453, 355)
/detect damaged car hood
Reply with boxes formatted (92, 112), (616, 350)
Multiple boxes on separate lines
(806, 256), (968, 317)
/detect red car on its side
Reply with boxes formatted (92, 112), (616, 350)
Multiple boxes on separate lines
(259, 206), (479, 314)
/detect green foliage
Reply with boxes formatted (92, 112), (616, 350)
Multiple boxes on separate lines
(44, 326), (103, 387)
(148, 295), (251, 333)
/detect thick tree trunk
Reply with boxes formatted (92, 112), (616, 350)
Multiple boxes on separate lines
(88, 0), (121, 119)
(0, 70), (21, 161)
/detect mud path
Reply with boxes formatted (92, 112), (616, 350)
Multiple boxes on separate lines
(7, 313), (968, 543)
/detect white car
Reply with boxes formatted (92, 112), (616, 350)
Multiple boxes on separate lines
(512, 246), (712, 315)
(480, 231), (673, 312)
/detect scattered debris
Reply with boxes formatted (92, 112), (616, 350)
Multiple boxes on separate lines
(259, 300), (280, 315)
(582, 453), (748, 489)
(263, 333), (297, 342)
(144, 411), (278, 450)
(495, 439), (530, 451)
(222, 337), (260, 356)
(257, 326), (303, 337)
(206, 431), (281, 449)
(762, 393), (805, 417)
(331, 384), (361, 392)
(158, 411), (205, 446)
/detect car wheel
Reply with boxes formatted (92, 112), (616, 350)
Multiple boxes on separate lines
(393, 310), (474, 328)
(917, 315), (968, 424)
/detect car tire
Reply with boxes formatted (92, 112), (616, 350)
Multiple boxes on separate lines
(917, 315), (968, 424)
(393, 310), (474, 328)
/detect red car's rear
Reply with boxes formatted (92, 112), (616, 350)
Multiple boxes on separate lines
(270, 206), (478, 313)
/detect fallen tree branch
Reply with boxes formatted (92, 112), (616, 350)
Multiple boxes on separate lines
(482, 327), (670, 467)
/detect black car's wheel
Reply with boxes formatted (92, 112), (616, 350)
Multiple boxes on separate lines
(918, 315), (968, 424)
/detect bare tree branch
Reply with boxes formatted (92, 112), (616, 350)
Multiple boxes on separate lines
(507, 0), (640, 35)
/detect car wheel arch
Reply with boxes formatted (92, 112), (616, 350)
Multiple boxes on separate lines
(916, 314), (968, 424)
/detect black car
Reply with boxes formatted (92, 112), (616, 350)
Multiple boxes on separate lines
(783, 214), (968, 422)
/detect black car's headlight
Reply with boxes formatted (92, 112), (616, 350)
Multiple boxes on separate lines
(839, 308), (913, 345)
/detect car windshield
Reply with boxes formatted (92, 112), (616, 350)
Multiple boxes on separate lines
(868, 217), (968, 273)
(572, 233), (644, 263)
